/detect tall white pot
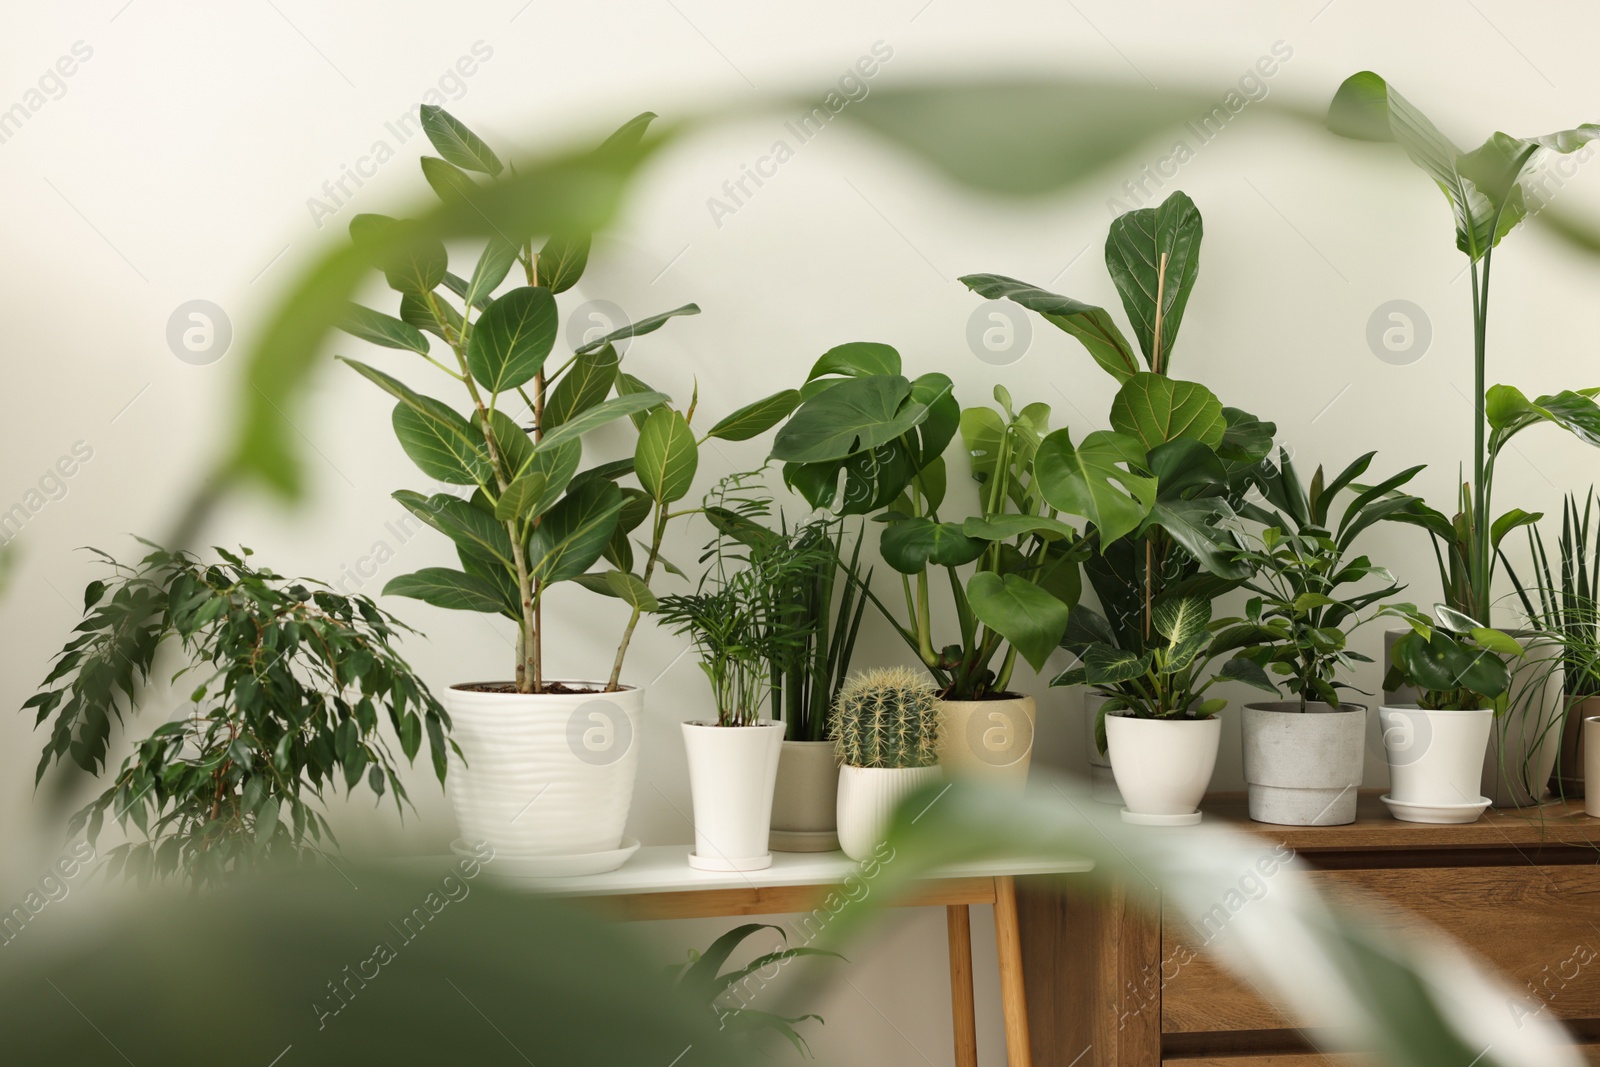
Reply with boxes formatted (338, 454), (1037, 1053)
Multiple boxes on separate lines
(681, 720), (785, 872)
(1481, 637), (1564, 808)
(1379, 705), (1492, 823)
(1242, 702), (1366, 826)
(836, 764), (942, 861)
(444, 682), (641, 869)
(1105, 714), (1221, 826)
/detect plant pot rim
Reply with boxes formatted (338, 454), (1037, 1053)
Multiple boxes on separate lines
(1245, 700), (1367, 714)
(449, 680), (638, 695)
(682, 719), (784, 729)
(1378, 703), (1491, 714)
(840, 762), (940, 772)
(937, 691), (1031, 703)
(1106, 711), (1219, 724)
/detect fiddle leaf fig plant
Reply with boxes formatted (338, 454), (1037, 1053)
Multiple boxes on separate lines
(337, 108), (796, 694)
(1328, 72), (1600, 706)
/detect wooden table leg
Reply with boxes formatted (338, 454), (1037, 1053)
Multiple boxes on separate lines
(994, 875), (1034, 1067)
(946, 904), (979, 1067)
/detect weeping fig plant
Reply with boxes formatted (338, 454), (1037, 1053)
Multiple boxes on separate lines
(336, 107), (797, 694)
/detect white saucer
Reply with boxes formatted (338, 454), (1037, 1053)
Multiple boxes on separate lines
(1379, 795), (1492, 824)
(449, 836), (640, 879)
(1120, 809), (1202, 826)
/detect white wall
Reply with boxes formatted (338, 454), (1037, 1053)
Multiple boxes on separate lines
(5, 1), (1600, 1062)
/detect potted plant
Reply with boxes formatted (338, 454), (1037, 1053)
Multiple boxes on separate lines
(658, 480), (834, 871)
(26, 544), (454, 889)
(1230, 450), (1421, 825)
(702, 494), (869, 852)
(968, 190), (1279, 818)
(1505, 491), (1600, 797)
(831, 667), (942, 860)
(1328, 73), (1600, 807)
(670, 923), (841, 1056)
(336, 107), (795, 873)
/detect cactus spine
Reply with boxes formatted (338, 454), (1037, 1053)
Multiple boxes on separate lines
(832, 666), (940, 769)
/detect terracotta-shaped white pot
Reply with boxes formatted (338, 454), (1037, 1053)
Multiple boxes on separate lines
(1242, 702), (1366, 826)
(1105, 714), (1221, 826)
(681, 720), (785, 871)
(1482, 637), (1564, 808)
(770, 739), (841, 852)
(1379, 705), (1492, 823)
(836, 764), (942, 861)
(1082, 692), (1122, 806)
(443, 682), (641, 872)
(936, 693), (1036, 788)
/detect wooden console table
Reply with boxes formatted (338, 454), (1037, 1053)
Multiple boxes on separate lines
(1018, 792), (1600, 1066)
(518, 845), (1094, 1067)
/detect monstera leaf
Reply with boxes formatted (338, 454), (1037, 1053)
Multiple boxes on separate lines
(1035, 429), (1156, 548)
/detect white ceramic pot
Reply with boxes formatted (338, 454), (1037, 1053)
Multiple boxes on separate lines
(936, 693), (1036, 788)
(1482, 636), (1564, 808)
(1242, 702), (1366, 826)
(1083, 692), (1123, 806)
(1104, 714), (1221, 826)
(770, 739), (841, 852)
(1378, 705), (1492, 823)
(681, 720), (785, 872)
(443, 682), (642, 872)
(836, 764), (942, 861)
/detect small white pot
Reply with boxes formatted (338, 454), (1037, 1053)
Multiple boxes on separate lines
(1105, 714), (1221, 826)
(770, 739), (841, 852)
(443, 682), (642, 872)
(1242, 702), (1366, 826)
(1379, 705), (1492, 822)
(836, 764), (942, 861)
(681, 720), (785, 871)
(1082, 692), (1123, 806)
(936, 693), (1037, 788)
(1481, 637), (1564, 808)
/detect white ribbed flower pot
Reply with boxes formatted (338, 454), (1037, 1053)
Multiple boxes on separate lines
(443, 682), (641, 873)
(1242, 702), (1366, 826)
(1379, 705), (1492, 823)
(770, 740), (841, 853)
(836, 764), (942, 861)
(1083, 692), (1122, 806)
(936, 693), (1036, 788)
(1105, 714), (1221, 826)
(681, 720), (785, 872)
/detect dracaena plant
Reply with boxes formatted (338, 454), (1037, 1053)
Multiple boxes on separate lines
(1505, 491), (1600, 701)
(1229, 450), (1423, 710)
(336, 107), (796, 695)
(968, 190), (1276, 714)
(1328, 73), (1600, 705)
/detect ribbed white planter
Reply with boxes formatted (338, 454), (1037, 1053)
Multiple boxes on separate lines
(1481, 637), (1564, 808)
(1242, 702), (1366, 826)
(1105, 714), (1220, 826)
(836, 764), (942, 861)
(1083, 692), (1122, 806)
(770, 740), (841, 852)
(443, 682), (641, 872)
(681, 720), (785, 872)
(936, 693), (1036, 788)
(1379, 705), (1492, 823)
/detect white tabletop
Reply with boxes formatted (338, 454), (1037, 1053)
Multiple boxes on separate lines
(494, 844), (1094, 897)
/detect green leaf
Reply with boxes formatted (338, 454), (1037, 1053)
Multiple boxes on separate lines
(1151, 596), (1210, 645)
(1103, 190), (1202, 372)
(959, 274), (1138, 383)
(805, 341), (902, 381)
(467, 287), (557, 393)
(1109, 374), (1226, 449)
(634, 408), (698, 504)
(495, 472), (550, 522)
(420, 155), (479, 204)
(706, 390), (801, 442)
(770, 375), (922, 463)
(959, 406), (1007, 487)
(419, 105), (504, 176)
(1487, 384), (1600, 453)
(528, 480), (626, 585)
(394, 491), (514, 569)
(465, 238), (520, 310)
(1034, 429), (1156, 547)
(393, 399), (493, 485)
(960, 514), (1079, 542)
(1084, 644), (1151, 684)
(338, 303), (430, 354)
(604, 570), (658, 612)
(538, 233), (590, 294)
(1469, 626), (1523, 659)
(534, 391), (670, 455)
(1220, 656), (1280, 694)
(966, 571), (1071, 672)
(545, 345), (620, 428)
(385, 567), (508, 613)
(1489, 507), (1540, 550)
(879, 518), (986, 574)
(574, 303), (700, 355)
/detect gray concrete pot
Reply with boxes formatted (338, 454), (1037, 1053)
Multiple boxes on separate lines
(1242, 701), (1367, 826)
(770, 739), (840, 852)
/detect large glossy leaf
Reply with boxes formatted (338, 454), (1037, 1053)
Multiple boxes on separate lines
(394, 490), (514, 569)
(770, 375), (916, 463)
(960, 514), (1079, 542)
(538, 232), (590, 293)
(1143, 497), (1250, 580)
(420, 155), (479, 204)
(805, 341), (901, 381)
(1084, 644), (1150, 684)
(1151, 596), (1210, 645)
(528, 480), (626, 585)
(879, 517), (985, 574)
(467, 287), (557, 393)
(338, 303), (430, 354)
(1486, 384), (1600, 453)
(959, 274), (1137, 382)
(1392, 629), (1510, 697)
(1104, 190), (1202, 373)
(1109, 374), (1226, 449)
(966, 571), (1071, 672)
(419, 105), (505, 176)
(574, 303), (700, 355)
(495, 471), (550, 522)
(545, 344), (620, 428)
(534, 391), (669, 455)
(384, 566), (508, 614)
(1035, 429), (1156, 547)
(959, 406), (1007, 487)
(705, 390), (800, 442)
(634, 408), (698, 503)
(338, 358), (491, 484)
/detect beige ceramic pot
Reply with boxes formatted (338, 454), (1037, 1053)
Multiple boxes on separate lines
(936, 693), (1037, 788)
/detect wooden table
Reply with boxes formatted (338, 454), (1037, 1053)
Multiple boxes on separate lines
(518, 845), (1094, 1067)
(1018, 792), (1600, 1067)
